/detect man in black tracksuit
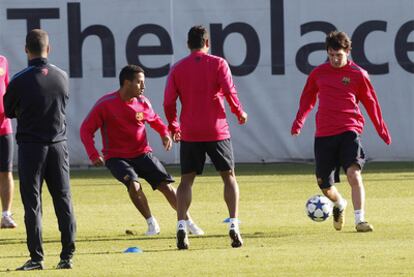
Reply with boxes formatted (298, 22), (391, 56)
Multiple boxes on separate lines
(4, 29), (76, 271)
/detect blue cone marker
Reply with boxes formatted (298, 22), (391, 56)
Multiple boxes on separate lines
(123, 247), (143, 253)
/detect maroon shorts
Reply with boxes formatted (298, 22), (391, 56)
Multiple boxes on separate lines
(0, 134), (13, 172)
(180, 139), (234, 175)
(105, 152), (174, 190)
(314, 131), (365, 189)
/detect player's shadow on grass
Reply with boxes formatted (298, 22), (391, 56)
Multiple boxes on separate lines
(1, 230), (291, 246)
(0, 230), (293, 259)
(0, 268), (66, 273)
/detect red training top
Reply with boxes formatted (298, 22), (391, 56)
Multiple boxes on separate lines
(291, 61), (391, 144)
(164, 50), (244, 142)
(0, 56), (12, 135)
(80, 91), (169, 161)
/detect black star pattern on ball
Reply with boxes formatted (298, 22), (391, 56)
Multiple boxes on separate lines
(314, 199), (325, 210)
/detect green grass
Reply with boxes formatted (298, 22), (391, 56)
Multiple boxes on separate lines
(0, 162), (413, 276)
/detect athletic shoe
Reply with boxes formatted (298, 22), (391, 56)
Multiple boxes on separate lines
(1, 215), (17, 228)
(145, 219), (160, 236)
(355, 222), (374, 232)
(229, 229), (243, 248)
(333, 200), (347, 231)
(229, 222), (243, 248)
(187, 221), (204, 236)
(56, 259), (73, 269)
(176, 229), (189, 250)
(16, 260), (44, 271)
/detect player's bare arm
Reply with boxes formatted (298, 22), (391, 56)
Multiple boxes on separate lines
(238, 112), (248, 125)
(162, 135), (172, 151)
(92, 156), (104, 166)
(172, 131), (181, 143)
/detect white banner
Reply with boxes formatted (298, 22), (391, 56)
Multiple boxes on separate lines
(0, 0), (413, 165)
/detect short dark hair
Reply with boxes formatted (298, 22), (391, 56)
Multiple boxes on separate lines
(187, 25), (209, 50)
(26, 29), (49, 55)
(325, 31), (352, 51)
(119, 65), (144, 87)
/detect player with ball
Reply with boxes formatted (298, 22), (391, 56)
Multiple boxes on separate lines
(291, 31), (391, 232)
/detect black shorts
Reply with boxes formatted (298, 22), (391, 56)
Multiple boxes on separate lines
(0, 134), (13, 172)
(180, 139), (234, 175)
(314, 131), (365, 189)
(105, 152), (174, 190)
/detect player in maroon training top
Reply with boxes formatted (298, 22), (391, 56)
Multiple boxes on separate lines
(80, 65), (203, 237)
(164, 25), (248, 249)
(291, 31), (391, 232)
(0, 55), (17, 229)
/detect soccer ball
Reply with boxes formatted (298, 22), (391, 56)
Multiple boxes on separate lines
(305, 195), (333, 222)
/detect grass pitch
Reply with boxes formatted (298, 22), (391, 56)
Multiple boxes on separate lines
(0, 162), (413, 276)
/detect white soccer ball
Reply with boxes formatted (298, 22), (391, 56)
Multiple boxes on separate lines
(305, 195), (333, 222)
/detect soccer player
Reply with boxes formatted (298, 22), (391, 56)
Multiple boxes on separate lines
(291, 31), (391, 232)
(4, 29), (76, 270)
(0, 55), (17, 229)
(80, 65), (203, 237)
(164, 25), (248, 249)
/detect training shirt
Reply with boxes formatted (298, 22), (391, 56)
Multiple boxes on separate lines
(291, 61), (391, 144)
(80, 91), (169, 162)
(4, 58), (68, 143)
(164, 50), (244, 142)
(0, 56), (12, 136)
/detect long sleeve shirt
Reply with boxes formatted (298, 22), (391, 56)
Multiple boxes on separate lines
(80, 92), (169, 161)
(4, 58), (68, 143)
(291, 61), (391, 144)
(164, 50), (244, 142)
(0, 55), (12, 135)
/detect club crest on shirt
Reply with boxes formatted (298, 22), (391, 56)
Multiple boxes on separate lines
(0, 67), (5, 76)
(136, 112), (144, 121)
(342, 76), (351, 85)
(41, 68), (48, 76)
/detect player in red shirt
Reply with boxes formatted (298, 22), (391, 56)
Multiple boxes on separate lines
(0, 55), (17, 229)
(80, 65), (203, 236)
(291, 31), (391, 232)
(164, 26), (248, 249)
